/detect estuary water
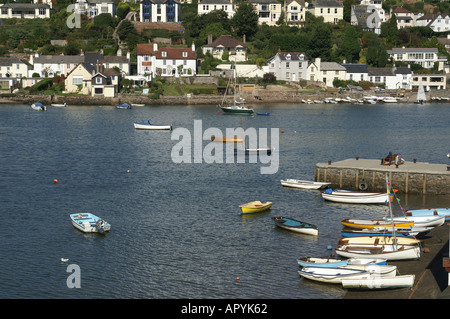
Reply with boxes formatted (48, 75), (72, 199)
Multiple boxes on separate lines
(0, 102), (449, 299)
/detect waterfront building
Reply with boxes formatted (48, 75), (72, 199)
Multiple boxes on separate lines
(249, 0), (282, 26)
(367, 66), (411, 90)
(307, 0), (343, 24)
(64, 63), (96, 95)
(411, 74), (446, 91)
(341, 63), (369, 82)
(0, 3), (50, 19)
(139, 0), (181, 23)
(307, 57), (346, 87)
(266, 51), (309, 82)
(202, 35), (248, 62)
(0, 58), (33, 90)
(387, 47), (447, 71)
(389, 6), (423, 29)
(197, 0), (235, 19)
(136, 43), (197, 78)
(91, 68), (121, 97)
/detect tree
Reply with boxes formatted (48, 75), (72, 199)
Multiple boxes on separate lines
(381, 16), (398, 46)
(343, 0), (356, 22)
(340, 25), (361, 63)
(306, 23), (332, 60)
(231, 2), (259, 40)
(366, 38), (388, 67)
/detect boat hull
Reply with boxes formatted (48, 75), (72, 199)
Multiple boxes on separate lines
(280, 179), (330, 190)
(335, 244), (421, 261)
(342, 275), (415, 290)
(70, 213), (111, 233)
(406, 208), (450, 221)
(239, 201), (272, 214)
(134, 123), (172, 130)
(322, 190), (389, 204)
(298, 265), (396, 284)
(341, 218), (415, 229)
(220, 107), (254, 114)
(272, 216), (318, 236)
(338, 236), (421, 246)
(393, 216), (445, 227)
(297, 257), (386, 268)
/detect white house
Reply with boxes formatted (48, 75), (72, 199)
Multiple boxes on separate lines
(415, 13), (450, 33)
(198, 0), (235, 19)
(308, 0), (343, 24)
(307, 57), (346, 87)
(140, 0), (181, 23)
(0, 3), (50, 19)
(136, 43), (197, 78)
(74, 0), (116, 18)
(266, 51), (309, 82)
(367, 66), (411, 90)
(387, 47), (447, 70)
(341, 63), (369, 82)
(351, 1), (385, 34)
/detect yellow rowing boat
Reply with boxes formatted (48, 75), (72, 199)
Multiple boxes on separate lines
(341, 218), (414, 229)
(239, 201), (272, 214)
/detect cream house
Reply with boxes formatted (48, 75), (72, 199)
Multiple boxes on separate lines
(0, 3), (50, 19)
(308, 0), (343, 24)
(284, 0), (307, 26)
(198, 0), (235, 19)
(64, 63), (96, 95)
(307, 57), (346, 87)
(250, 0), (282, 26)
(202, 35), (248, 62)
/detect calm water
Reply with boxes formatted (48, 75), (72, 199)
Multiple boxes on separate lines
(0, 102), (449, 299)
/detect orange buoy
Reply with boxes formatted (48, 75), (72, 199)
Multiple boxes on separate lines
(280, 129), (284, 133)
(53, 179), (58, 184)
(236, 277), (240, 281)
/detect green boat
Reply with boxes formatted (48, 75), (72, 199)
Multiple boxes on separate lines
(219, 66), (254, 115)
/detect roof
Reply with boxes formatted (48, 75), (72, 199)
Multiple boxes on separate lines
(34, 55), (84, 64)
(368, 67), (395, 76)
(392, 7), (411, 14)
(198, 0), (231, 4)
(388, 47), (438, 54)
(0, 3), (50, 9)
(137, 44), (196, 59)
(320, 62), (346, 71)
(342, 63), (368, 73)
(204, 35), (248, 49)
(395, 67), (411, 75)
(276, 52), (308, 61)
(0, 57), (32, 67)
(310, 0), (343, 8)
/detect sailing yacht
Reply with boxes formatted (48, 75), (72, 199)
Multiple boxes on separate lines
(220, 67), (254, 114)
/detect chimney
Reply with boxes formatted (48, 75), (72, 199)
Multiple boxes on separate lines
(96, 59), (99, 73)
(117, 47), (122, 56)
(191, 42), (195, 52)
(243, 34), (246, 43)
(126, 49), (130, 60)
(208, 34), (212, 44)
(153, 42), (158, 52)
(80, 49), (84, 56)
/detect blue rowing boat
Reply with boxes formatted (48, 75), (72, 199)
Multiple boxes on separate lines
(272, 216), (318, 236)
(256, 112), (270, 116)
(405, 207), (450, 221)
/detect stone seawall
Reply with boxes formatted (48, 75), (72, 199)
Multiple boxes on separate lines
(1, 86), (450, 106)
(315, 158), (450, 195)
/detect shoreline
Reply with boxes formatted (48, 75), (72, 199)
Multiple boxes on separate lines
(2, 87), (450, 106)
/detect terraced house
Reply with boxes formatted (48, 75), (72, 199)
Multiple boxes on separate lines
(249, 0), (282, 26)
(307, 0), (343, 24)
(140, 0), (181, 22)
(266, 51), (309, 82)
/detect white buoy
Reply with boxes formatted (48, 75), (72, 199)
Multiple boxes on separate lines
(61, 258), (69, 263)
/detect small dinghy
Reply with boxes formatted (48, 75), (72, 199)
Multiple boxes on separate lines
(239, 201), (272, 214)
(31, 102), (46, 111)
(298, 265), (396, 284)
(280, 179), (331, 190)
(405, 208), (450, 221)
(342, 274), (415, 290)
(70, 213), (111, 233)
(341, 218), (415, 229)
(272, 216), (318, 236)
(322, 189), (390, 204)
(297, 257), (386, 268)
(134, 120), (172, 130)
(337, 236), (422, 246)
(116, 103), (131, 109)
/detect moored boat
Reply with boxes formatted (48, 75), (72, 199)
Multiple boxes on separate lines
(405, 208), (450, 222)
(341, 218), (414, 229)
(337, 236), (421, 246)
(51, 103), (67, 107)
(70, 213), (111, 233)
(342, 275), (415, 290)
(211, 136), (244, 143)
(392, 215), (445, 228)
(116, 103), (131, 109)
(256, 112), (270, 115)
(272, 216), (318, 236)
(280, 179), (331, 190)
(234, 147), (272, 155)
(31, 102), (46, 111)
(335, 243), (421, 260)
(298, 265), (396, 284)
(134, 120), (172, 130)
(341, 226), (431, 238)
(297, 257), (386, 268)
(239, 201), (272, 214)
(322, 189), (390, 204)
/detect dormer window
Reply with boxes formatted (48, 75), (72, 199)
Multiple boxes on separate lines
(182, 52), (187, 57)
(162, 51), (167, 57)
(286, 54), (291, 60)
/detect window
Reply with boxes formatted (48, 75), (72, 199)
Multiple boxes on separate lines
(162, 51), (167, 57)
(96, 77), (102, 84)
(73, 76), (83, 85)
(286, 62), (290, 68)
(182, 52), (187, 57)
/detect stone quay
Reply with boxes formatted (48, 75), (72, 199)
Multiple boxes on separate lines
(315, 158), (450, 195)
